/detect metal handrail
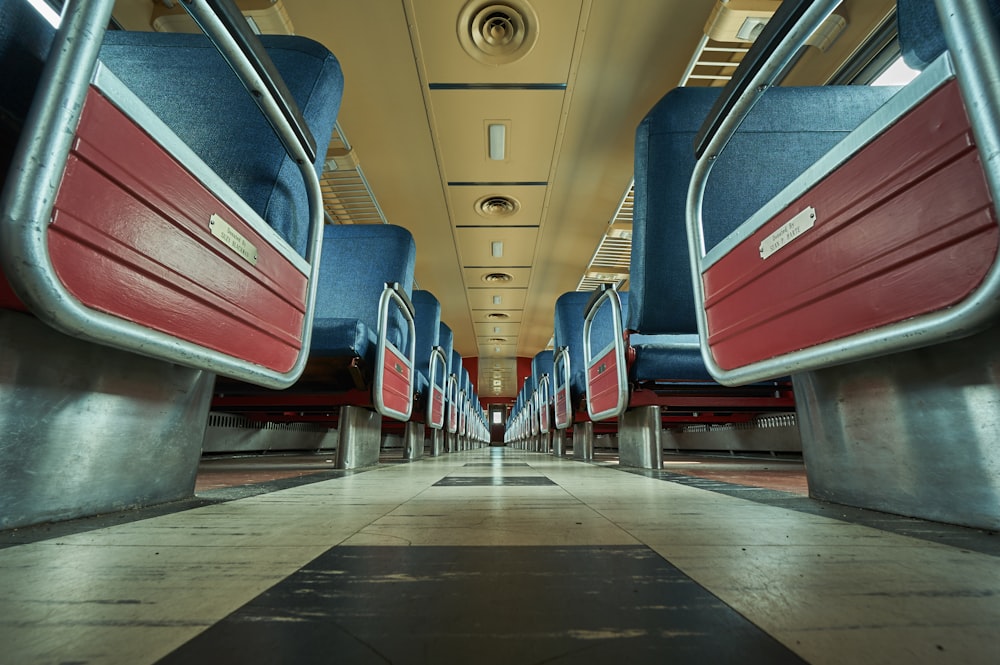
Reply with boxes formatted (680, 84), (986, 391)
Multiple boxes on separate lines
(582, 284), (629, 421)
(373, 282), (416, 421)
(552, 346), (573, 430)
(426, 345), (448, 429)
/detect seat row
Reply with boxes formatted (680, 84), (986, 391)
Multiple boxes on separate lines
(508, 0), (1000, 532)
(0, 0), (484, 530)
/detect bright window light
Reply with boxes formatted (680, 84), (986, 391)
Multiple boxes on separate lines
(871, 56), (919, 86)
(28, 0), (60, 28)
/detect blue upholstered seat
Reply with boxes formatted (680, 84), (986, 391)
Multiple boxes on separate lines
(98, 31), (343, 258)
(412, 290), (442, 398)
(897, 0), (1000, 70)
(628, 85), (897, 383)
(310, 224), (416, 364)
(531, 350), (553, 389)
(439, 323), (455, 375)
(0, 1), (53, 135)
(553, 291), (591, 403)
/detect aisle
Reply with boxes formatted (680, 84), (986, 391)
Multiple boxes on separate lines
(0, 448), (997, 664)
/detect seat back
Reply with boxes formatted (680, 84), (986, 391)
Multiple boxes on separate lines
(897, 0), (1000, 70)
(312, 224), (416, 354)
(630, 85), (896, 336)
(98, 31), (343, 257)
(412, 291), (441, 379)
(683, 0), (1000, 385)
(1, 0), (343, 389)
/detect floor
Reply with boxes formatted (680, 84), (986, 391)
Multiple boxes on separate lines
(1, 447), (998, 664)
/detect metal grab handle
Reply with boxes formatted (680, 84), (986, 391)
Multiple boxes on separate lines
(693, 0), (827, 159)
(446, 373), (460, 434)
(537, 373), (551, 433)
(426, 345), (448, 429)
(181, 0), (317, 163)
(552, 345), (572, 430)
(373, 282), (416, 421)
(0, 0), (329, 389)
(582, 284), (628, 421)
(685, 0), (1000, 386)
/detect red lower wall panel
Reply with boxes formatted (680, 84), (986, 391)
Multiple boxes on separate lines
(703, 80), (999, 371)
(43, 88), (308, 373)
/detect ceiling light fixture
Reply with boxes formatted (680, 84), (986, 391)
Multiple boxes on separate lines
(492, 295), (502, 305)
(491, 241), (504, 258)
(488, 123), (507, 160)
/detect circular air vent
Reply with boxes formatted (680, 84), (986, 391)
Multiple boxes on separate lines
(486, 312), (510, 320)
(481, 271), (514, 283)
(476, 194), (520, 219)
(457, 1), (539, 65)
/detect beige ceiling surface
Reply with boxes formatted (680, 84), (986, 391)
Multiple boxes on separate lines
(114, 0), (896, 398)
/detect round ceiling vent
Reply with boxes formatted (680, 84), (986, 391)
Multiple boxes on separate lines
(481, 271), (514, 283)
(457, 1), (539, 65)
(486, 312), (510, 320)
(475, 194), (520, 219)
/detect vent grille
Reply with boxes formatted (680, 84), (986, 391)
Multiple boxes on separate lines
(486, 312), (511, 320)
(482, 271), (514, 283)
(458, 1), (538, 65)
(476, 194), (520, 218)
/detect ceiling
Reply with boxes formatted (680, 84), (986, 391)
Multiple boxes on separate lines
(113, 0), (895, 398)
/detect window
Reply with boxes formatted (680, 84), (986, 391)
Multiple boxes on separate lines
(871, 56), (920, 86)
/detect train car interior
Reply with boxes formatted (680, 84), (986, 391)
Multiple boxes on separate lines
(1, 0), (999, 662)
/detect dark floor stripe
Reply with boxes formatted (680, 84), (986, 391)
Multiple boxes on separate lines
(434, 476), (556, 487)
(155, 545), (806, 665)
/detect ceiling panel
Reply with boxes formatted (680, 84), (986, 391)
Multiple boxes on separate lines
(479, 343), (519, 358)
(464, 266), (532, 289)
(475, 321), (521, 337)
(430, 89), (564, 183)
(457, 227), (538, 267)
(450, 185), (547, 227)
(409, 0), (584, 84)
(467, 288), (527, 310)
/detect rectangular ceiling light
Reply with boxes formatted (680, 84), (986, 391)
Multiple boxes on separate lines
(488, 123), (507, 160)
(491, 241), (504, 258)
(492, 295), (502, 305)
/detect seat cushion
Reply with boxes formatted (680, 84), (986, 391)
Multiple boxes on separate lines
(629, 334), (714, 382)
(310, 317), (377, 361)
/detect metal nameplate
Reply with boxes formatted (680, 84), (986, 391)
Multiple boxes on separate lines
(759, 206), (816, 260)
(209, 214), (258, 266)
